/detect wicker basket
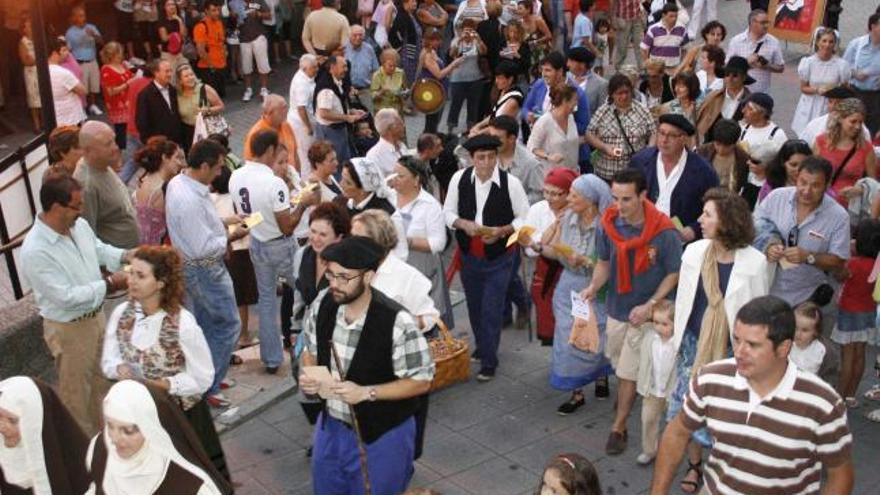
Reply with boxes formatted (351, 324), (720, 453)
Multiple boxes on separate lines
(428, 320), (470, 392)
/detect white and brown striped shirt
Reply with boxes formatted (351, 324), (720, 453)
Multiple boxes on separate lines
(682, 358), (852, 495)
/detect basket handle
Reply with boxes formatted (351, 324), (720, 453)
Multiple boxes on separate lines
(435, 319), (455, 345)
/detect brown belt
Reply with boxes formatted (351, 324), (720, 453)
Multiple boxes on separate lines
(70, 308), (101, 323)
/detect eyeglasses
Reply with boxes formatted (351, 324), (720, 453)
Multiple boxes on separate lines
(787, 225), (799, 247)
(325, 270), (364, 283)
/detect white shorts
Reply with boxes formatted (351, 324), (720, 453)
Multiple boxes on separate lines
(240, 34), (270, 75)
(79, 60), (101, 94)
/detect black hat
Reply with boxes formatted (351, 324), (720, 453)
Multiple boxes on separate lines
(723, 56), (757, 85)
(746, 92), (774, 115)
(824, 85), (855, 99)
(320, 236), (385, 271)
(495, 60), (520, 78)
(567, 46), (596, 66)
(462, 134), (502, 154)
(658, 113), (696, 136)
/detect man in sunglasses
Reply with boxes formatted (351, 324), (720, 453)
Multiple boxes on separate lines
(754, 156), (849, 308)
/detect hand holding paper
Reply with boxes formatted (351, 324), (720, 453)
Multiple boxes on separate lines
(506, 225), (536, 248)
(244, 211), (264, 228)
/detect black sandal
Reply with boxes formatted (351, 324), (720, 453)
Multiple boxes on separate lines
(229, 354), (244, 366)
(680, 460), (703, 494)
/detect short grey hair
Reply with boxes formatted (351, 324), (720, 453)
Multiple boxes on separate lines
(300, 53), (318, 68)
(748, 9), (767, 24)
(374, 108), (402, 135)
(262, 94), (288, 113)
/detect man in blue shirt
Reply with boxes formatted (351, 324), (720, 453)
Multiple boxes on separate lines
(65, 4), (103, 115)
(345, 25), (379, 93)
(843, 12), (880, 135)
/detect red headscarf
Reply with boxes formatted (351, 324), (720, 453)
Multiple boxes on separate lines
(544, 168), (579, 192)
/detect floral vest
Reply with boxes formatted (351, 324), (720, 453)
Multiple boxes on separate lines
(116, 302), (201, 410)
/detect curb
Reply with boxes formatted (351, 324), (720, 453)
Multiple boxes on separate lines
(215, 376), (298, 435)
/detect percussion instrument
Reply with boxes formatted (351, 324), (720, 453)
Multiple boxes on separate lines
(411, 78), (446, 115)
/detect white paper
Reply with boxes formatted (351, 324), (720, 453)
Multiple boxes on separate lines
(570, 291), (591, 319)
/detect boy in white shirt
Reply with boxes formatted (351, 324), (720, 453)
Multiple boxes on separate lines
(636, 299), (676, 465)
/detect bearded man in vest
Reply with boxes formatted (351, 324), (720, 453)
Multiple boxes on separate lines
(442, 134), (531, 381)
(297, 235), (435, 495)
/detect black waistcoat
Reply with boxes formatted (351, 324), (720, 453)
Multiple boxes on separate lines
(455, 167), (514, 260)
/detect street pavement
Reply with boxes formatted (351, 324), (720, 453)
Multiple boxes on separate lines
(218, 1), (880, 493)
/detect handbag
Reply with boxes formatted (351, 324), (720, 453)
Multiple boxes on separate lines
(198, 84), (230, 137)
(428, 319), (470, 392)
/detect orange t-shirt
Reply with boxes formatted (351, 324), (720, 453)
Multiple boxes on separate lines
(193, 18), (227, 69)
(244, 118), (299, 168)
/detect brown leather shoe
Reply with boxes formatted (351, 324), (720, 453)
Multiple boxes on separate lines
(605, 430), (628, 455)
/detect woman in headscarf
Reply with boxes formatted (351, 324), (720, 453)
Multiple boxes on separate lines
(542, 175), (614, 415)
(392, 155), (455, 329)
(85, 380), (232, 495)
(519, 167), (579, 345)
(0, 376), (91, 495)
(339, 157), (409, 260)
(101, 245), (231, 482)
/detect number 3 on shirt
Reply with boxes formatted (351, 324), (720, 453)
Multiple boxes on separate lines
(238, 187), (252, 214)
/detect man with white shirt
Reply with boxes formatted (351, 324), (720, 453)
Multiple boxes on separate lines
(843, 13), (880, 135)
(628, 114), (719, 242)
(695, 56), (754, 142)
(442, 134), (529, 381)
(739, 92), (788, 151)
(230, 128), (313, 374)
(288, 54), (319, 179)
(366, 109), (407, 177)
(800, 86), (872, 146)
(47, 36), (87, 127)
(725, 9), (785, 94)
(314, 54), (365, 164)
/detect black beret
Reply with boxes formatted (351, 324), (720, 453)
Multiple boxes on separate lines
(567, 46), (596, 66)
(658, 113), (696, 136)
(320, 236), (385, 271)
(824, 85), (855, 99)
(462, 134), (502, 153)
(746, 92), (774, 115)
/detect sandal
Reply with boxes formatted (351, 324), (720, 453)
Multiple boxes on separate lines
(229, 354), (244, 366)
(680, 460), (703, 494)
(863, 385), (880, 402)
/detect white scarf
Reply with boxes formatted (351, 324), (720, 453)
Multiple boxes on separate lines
(0, 377), (52, 494)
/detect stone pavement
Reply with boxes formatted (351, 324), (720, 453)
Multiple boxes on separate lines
(215, 1), (880, 493)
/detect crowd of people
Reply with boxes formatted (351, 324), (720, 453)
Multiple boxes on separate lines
(3, 0), (880, 493)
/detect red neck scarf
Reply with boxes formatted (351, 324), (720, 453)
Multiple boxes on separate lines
(601, 199), (676, 294)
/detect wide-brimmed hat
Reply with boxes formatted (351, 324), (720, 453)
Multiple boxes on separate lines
(723, 56), (757, 85)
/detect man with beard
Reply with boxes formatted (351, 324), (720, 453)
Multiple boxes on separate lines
(298, 236), (434, 495)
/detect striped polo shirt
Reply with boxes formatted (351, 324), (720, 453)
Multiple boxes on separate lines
(640, 21), (689, 68)
(682, 358), (851, 495)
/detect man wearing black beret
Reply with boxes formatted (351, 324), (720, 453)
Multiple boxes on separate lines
(628, 113), (719, 242)
(298, 235), (435, 494)
(442, 134), (530, 381)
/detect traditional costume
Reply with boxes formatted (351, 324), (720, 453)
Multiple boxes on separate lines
(0, 376), (91, 495)
(303, 236), (435, 494)
(85, 380), (232, 495)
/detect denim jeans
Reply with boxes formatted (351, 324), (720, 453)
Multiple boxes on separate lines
(446, 80), (485, 132)
(460, 249), (516, 372)
(183, 262), (241, 395)
(315, 123), (352, 165)
(119, 134), (143, 186)
(250, 236), (298, 368)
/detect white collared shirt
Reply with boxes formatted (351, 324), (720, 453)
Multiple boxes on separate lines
(287, 69), (316, 126)
(154, 80), (171, 109)
(442, 165), (530, 229)
(721, 87), (745, 119)
(365, 137), (403, 177)
(398, 189), (446, 253)
(742, 359), (799, 420)
(655, 151), (687, 216)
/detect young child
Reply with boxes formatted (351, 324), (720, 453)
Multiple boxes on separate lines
(791, 302), (840, 387)
(592, 18), (611, 76)
(636, 299), (676, 465)
(536, 453), (602, 495)
(833, 218), (880, 408)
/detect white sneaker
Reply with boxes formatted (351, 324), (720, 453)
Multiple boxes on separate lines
(242, 87), (253, 102)
(88, 104), (104, 116)
(260, 87), (269, 100)
(636, 453), (655, 465)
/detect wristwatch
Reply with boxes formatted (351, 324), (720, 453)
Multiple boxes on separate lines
(368, 387), (378, 402)
(806, 253), (817, 265)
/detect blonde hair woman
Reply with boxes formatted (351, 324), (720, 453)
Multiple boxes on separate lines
(790, 27), (851, 136)
(175, 64), (224, 150)
(99, 41), (135, 150)
(814, 97), (876, 205)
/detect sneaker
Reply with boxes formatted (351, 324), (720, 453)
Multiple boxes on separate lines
(242, 87), (253, 102)
(557, 394), (585, 416)
(260, 87), (269, 100)
(220, 378), (237, 390)
(845, 396), (860, 409)
(207, 393), (231, 408)
(476, 368), (495, 382)
(636, 453), (655, 465)
(88, 104), (104, 116)
(470, 350), (480, 364)
(605, 430), (628, 455)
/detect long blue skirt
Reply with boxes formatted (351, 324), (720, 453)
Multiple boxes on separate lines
(549, 270), (612, 390)
(665, 330), (713, 448)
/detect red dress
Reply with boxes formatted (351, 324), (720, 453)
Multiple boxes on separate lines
(100, 65), (135, 125)
(531, 256), (562, 343)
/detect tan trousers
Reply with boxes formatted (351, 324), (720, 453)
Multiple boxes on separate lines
(640, 395), (667, 457)
(43, 314), (111, 436)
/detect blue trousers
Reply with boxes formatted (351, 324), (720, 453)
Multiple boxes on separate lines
(504, 251), (530, 323)
(460, 250), (515, 372)
(312, 414), (416, 495)
(249, 236), (298, 368)
(315, 123), (352, 164)
(183, 262), (241, 395)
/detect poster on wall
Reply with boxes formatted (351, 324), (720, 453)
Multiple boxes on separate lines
(769, 0), (828, 44)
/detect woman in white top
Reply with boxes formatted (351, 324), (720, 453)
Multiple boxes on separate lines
(102, 246), (231, 483)
(527, 84), (580, 171)
(47, 36), (87, 126)
(469, 60), (524, 135)
(393, 156), (454, 328)
(790, 27), (852, 136)
(85, 380), (231, 495)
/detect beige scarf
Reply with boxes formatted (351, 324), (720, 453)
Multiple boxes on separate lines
(693, 243), (731, 370)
